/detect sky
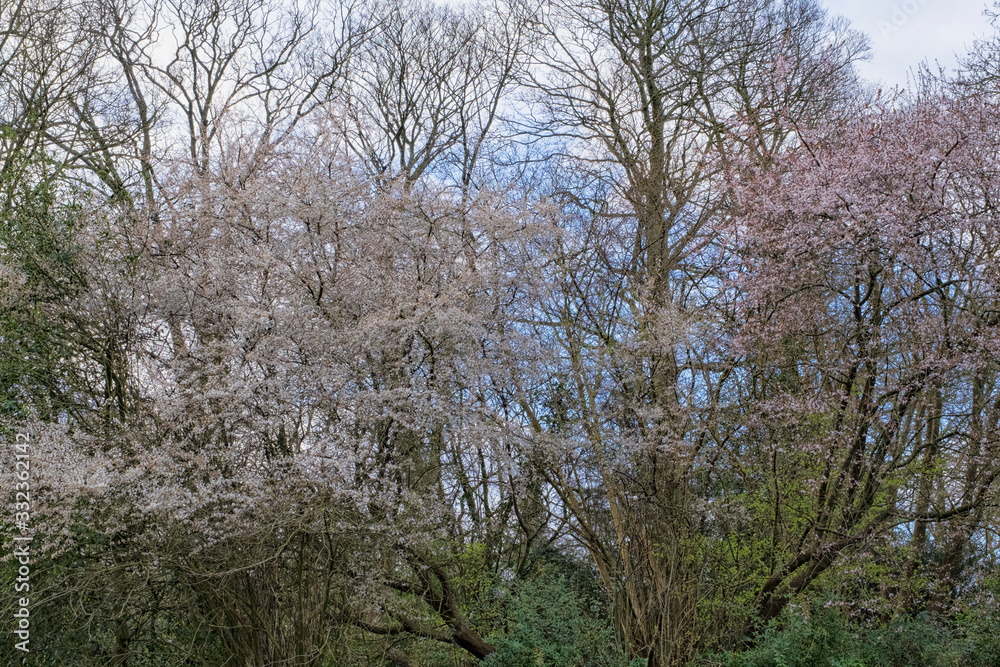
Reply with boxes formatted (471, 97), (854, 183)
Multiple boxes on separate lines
(824, 0), (992, 89)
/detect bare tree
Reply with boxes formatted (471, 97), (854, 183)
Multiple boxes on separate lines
(513, 0), (870, 663)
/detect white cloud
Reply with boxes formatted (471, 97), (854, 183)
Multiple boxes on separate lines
(825, 0), (990, 89)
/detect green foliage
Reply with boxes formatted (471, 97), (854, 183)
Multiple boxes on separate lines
(457, 541), (505, 636)
(0, 165), (90, 422)
(719, 604), (864, 667)
(484, 548), (634, 667)
(0, 518), (231, 667)
(956, 571), (1000, 666)
(703, 600), (1000, 667)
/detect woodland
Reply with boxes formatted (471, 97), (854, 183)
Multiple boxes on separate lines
(3, 0), (1000, 665)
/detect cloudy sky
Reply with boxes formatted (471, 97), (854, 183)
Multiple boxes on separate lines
(825, 0), (992, 89)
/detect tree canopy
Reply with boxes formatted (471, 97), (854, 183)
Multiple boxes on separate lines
(3, 0), (1000, 665)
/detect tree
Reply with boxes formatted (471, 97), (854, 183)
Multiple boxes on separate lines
(726, 88), (1000, 627)
(510, 0), (869, 663)
(6, 2), (1000, 666)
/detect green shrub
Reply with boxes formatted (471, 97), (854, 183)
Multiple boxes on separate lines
(484, 548), (634, 667)
(720, 603), (864, 667)
(710, 602), (981, 667)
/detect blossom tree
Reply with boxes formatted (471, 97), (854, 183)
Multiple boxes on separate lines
(726, 88), (1000, 625)
(4, 1), (1000, 666)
